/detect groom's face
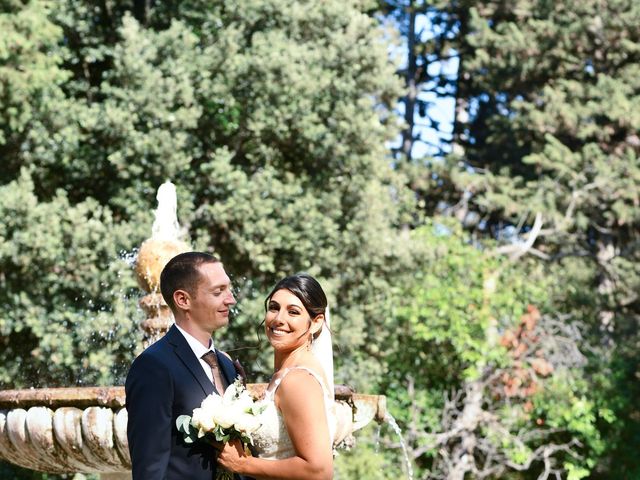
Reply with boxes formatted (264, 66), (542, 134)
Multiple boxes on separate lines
(189, 261), (236, 332)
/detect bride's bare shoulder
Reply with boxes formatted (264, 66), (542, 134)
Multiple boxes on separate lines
(276, 368), (325, 408)
(277, 364), (323, 392)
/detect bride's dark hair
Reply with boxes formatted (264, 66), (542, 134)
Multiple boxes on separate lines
(264, 273), (327, 319)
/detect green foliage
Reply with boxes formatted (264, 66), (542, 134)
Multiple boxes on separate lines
(377, 219), (601, 478)
(394, 0), (640, 476)
(0, 0), (69, 176)
(387, 218), (548, 386)
(450, 0), (640, 312)
(334, 424), (404, 480)
(0, 0), (411, 385)
(0, 170), (141, 387)
(0, 2), (412, 477)
(2, 0), (637, 478)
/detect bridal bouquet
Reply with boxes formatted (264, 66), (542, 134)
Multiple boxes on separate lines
(176, 378), (265, 479)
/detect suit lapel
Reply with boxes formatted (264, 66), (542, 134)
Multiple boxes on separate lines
(166, 325), (214, 397)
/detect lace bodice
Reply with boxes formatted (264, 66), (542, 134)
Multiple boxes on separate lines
(251, 367), (336, 460)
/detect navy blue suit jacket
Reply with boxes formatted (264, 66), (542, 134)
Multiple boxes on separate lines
(125, 325), (240, 480)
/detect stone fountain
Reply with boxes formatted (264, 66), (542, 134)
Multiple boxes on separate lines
(0, 181), (386, 478)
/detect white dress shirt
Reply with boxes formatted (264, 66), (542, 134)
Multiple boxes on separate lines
(175, 324), (216, 384)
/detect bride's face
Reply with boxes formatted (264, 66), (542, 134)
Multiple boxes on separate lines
(265, 289), (322, 350)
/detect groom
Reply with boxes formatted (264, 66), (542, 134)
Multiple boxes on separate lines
(126, 251), (244, 479)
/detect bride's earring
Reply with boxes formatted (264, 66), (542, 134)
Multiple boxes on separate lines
(307, 320), (315, 349)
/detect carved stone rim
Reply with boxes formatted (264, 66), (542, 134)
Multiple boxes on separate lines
(0, 385), (364, 409)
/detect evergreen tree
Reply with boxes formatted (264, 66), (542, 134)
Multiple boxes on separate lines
(0, 0), (412, 390)
(375, 0), (639, 477)
(1, 2), (413, 476)
(437, 1), (640, 476)
(373, 0), (463, 161)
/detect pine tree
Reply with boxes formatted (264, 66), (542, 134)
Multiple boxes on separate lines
(444, 1), (640, 476)
(375, 0), (640, 476)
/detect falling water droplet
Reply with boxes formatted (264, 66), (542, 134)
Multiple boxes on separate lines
(384, 412), (414, 480)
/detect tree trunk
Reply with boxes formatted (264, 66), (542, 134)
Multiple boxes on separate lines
(446, 380), (483, 479)
(451, 8), (470, 158)
(402, 3), (417, 161)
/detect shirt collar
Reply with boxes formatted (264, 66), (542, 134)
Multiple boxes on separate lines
(175, 323), (215, 358)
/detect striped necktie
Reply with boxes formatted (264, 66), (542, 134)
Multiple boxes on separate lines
(201, 351), (226, 394)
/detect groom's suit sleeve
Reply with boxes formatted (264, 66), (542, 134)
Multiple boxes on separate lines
(126, 353), (173, 480)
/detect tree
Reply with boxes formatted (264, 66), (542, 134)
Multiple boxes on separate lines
(373, 0), (464, 161)
(1, 1), (415, 477)
(0, 0), (413, 392)
(380, 220), (602, 479)
(422, 0), (640, 477)
(0, 0), (142, 388)
(1, 0), (67, 181)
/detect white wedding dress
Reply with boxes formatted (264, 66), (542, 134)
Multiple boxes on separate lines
(251, 366), (337, 460)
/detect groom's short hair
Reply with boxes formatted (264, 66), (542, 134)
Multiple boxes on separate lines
(160, 251), (220, 311)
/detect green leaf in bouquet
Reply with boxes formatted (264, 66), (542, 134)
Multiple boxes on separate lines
(176, 415), (192, 433)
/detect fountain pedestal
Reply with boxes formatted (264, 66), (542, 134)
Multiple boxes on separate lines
(135, 236), (189, 348)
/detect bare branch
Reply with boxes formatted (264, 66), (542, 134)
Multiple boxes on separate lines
(493, 212), (544, 260)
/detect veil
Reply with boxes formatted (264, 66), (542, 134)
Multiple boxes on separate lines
(311, 306), (334, 396)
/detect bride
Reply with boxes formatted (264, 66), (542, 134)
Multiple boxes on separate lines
(216, 273), (335, 480)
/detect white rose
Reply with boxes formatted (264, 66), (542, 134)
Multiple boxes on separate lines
(191, 407), (216, 432)
(234, 391), (255, 412)
(201, 393), (223, 411)
(210, 408), (235, 429)
(235, 413), (261, 434)
(222, 383), (242, 404)
(228, 403), (248, 424)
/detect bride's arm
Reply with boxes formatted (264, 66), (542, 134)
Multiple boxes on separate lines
(218, 369), (333, 480)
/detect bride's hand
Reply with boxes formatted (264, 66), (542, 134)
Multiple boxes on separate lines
(216, 439), (248, 472)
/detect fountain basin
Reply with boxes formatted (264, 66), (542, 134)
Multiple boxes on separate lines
(0, 386), (385, 474)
